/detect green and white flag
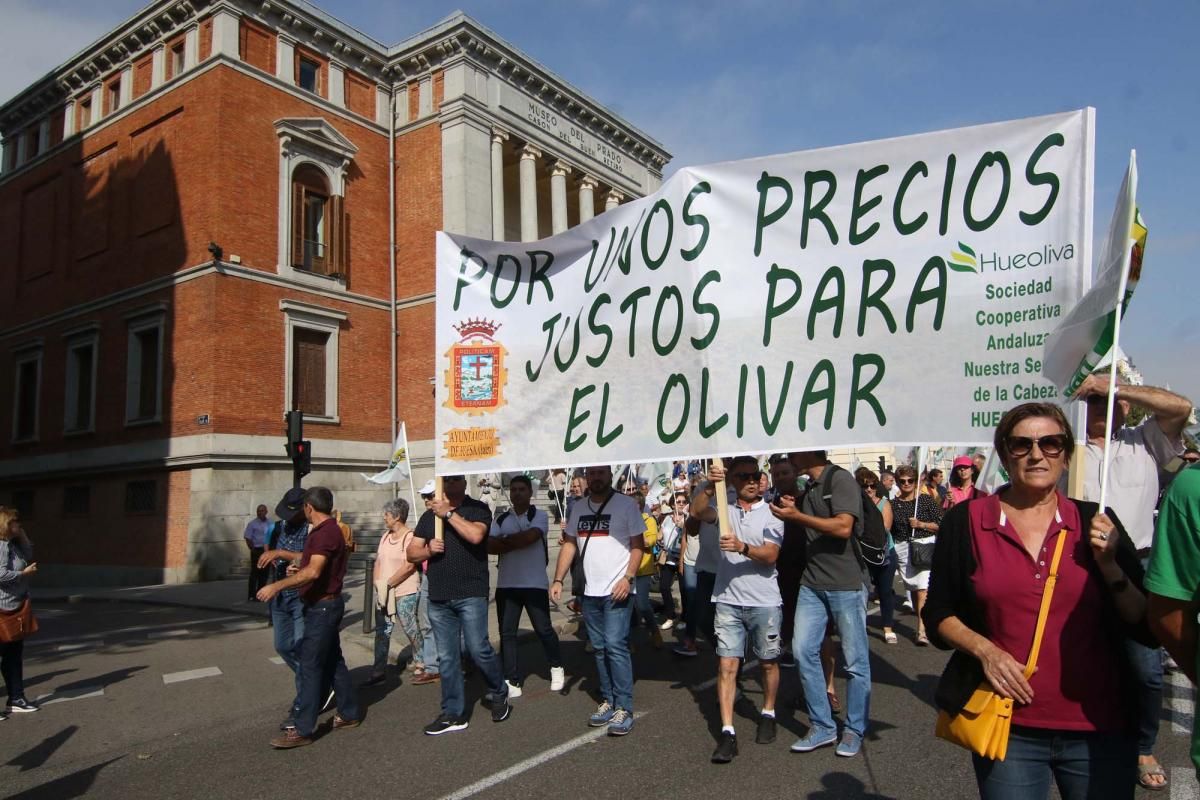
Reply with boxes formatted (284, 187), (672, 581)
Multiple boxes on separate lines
(1042, 152), (1144, 395)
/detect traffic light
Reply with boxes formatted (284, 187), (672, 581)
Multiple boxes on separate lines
(285, 410), (303, 457)
(292, 439), (312, 479)
(284, 411), (310, 486)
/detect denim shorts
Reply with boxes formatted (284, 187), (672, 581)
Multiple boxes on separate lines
(714, 602), (782, 660)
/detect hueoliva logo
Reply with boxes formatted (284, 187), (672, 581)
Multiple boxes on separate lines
(948, 242), (978, 274)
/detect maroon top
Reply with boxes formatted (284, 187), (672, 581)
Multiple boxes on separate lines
(968, 492), (1124, 732)
(299, 517), (348, 605)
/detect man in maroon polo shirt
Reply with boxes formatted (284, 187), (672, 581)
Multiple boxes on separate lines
(257, 486), (361, 748)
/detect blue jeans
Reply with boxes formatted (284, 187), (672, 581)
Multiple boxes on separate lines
(372, 593), (422, 673)
(1125, 556), (1163, 756)
(714, 603), (783, 660)
(680, 561), (698, 626)
(794, 585), (871, 738)
(972, 726), (1136, 799)
(271, 592), (305, 712)
(294, 598), (359, 737)
(417, 581), (439, 675)
(582, 594), (634, 710)
(631, 575), (657, 631)
(868, 547), (898, 630)
(685, 570), (716, 643)
(427, 596), (505, 719)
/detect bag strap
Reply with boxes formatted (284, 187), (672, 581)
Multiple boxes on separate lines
(1022, 528), (1069, 679)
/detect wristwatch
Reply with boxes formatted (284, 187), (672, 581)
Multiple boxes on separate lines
(444, 508), (455, 521)
(625, 574), (635, 584)
(741, 542), (751, 557)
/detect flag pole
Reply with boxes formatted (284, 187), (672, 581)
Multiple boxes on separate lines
(434, 477), (445, 542)
(1098, 151), (1138, 514)
(400, 423), (417, 521)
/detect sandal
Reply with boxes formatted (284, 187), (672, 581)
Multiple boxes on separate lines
(1138, 761), (1168, 791)
(916, 632), (930, 647)
(827, 692), (841, 713)
(884, 631), (898, 645)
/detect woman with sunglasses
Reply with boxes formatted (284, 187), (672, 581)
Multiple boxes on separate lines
(946, 456), (987, 510)
(923, 402), (1151, 799)
(890, 464), (942, 645)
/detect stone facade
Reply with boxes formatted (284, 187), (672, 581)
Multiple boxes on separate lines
(0, 0), (669, 586)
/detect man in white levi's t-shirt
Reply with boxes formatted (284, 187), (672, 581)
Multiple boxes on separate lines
(489, 475), (564, 697)
(551, 465), (645, 736)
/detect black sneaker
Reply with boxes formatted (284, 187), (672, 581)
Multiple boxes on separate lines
(423, 715), (469, 735)
(711, 731), (738, 763)
(7, 698), (38, 714)
(756, 714), (777, 744)
(491, 696), (512, 723)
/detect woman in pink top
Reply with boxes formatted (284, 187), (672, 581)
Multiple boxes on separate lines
(945, 455), (987, 510)
(924, 403), (1152, 799)
(363, 498), (423, 686)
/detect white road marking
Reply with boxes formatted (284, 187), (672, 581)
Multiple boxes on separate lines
(57, 641), (103, 652)
(1165, 669), (1195, 736)
(692, 660), (760, 692)
(269, 656), (286, 665)
(153, 629), (192, 638)
(34, 686), (105, 705)
(436, 712), (648, 800)
(1172, 767), (1199, 800)
(31, 615), (248, 648)
(162, 667), (222, 685)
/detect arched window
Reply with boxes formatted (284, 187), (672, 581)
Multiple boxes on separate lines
(291, 164), (344, 275)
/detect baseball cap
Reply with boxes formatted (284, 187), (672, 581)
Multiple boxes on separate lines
(953, 456), (974, 469)
(419, 479), (436, 496)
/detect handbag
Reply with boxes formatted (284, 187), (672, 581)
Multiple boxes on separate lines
(0, 597), (38, 643)
(909, 537), (936, 569)
(934, 527), (1068, 762)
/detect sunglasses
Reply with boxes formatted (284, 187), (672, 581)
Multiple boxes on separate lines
(730, 471), (761, 481)
(897, 478), (915, 485)
(1183, 456), (1200, 464)
(1005, 434), (1069, 458)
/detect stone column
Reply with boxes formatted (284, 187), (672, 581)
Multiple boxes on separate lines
(151, 45), (166, 89)
(375, 85), (390, 127)
(36, 119), (50, 153)
(328, 61), (345, 106)
(491, 129), (508, 240)
(184, 25), (200, 70)
(578, 176), (597, 223)
(605, 189), (623, 212)
(62, 100), (76, 139)
(395, 84), (410, 125)
(276, 34), (295, 83)
(550, 161), (571, 234)
(88, 85), (103, 126)
(519, 144), (541, 242)
(119, 66), (133, 107)
(14, 133), (27, 166)
(210, 8), (241, 60)
(418, 76), (432, 117)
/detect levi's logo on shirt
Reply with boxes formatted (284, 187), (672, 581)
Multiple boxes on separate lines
(577, 514), (612, 536)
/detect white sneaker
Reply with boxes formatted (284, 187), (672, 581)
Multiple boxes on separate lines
(659, 618), (674, 631)
(549, 666), (566, 692)
(505, 680), (523, 699)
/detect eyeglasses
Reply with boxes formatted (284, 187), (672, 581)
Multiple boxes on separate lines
(1005, 434), (1069, 458)
(730, 471), (761, 481)
(897, 478), (915, 485)
(954, 465), (972, 470)
(420, 494), (434, 500)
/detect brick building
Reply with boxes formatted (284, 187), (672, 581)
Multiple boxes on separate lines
(0, 0), (669, 586)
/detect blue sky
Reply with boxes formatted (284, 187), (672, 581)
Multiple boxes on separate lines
(4, 0), (1198, 404)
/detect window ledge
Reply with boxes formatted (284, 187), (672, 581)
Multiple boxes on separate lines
(64, 427), (96, 438)
(11, 436), (39, 445)
(125, 416), (163, 428)
(300, 415), (340, 425)
(279, 265), (347, 292)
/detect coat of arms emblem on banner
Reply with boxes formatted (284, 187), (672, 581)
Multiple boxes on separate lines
(443, 318), (508, 416)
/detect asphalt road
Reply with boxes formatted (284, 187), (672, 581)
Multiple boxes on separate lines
(1, 600), (1196, 800)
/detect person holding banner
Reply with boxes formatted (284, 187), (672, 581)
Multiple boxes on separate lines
(550, 465), (645, 736)
(1075, 372), (1192, 791)
(706, 458), (785, 763)
(407, 475), (511, 735)
(923, 402), (1151, 799)
(890, 465), (942, 646)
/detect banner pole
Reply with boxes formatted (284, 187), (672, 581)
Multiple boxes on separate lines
(401, 423), (417, 521)
(713, 457), (731, 537)
(434, 476), (445, 542)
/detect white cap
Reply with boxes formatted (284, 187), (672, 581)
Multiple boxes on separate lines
(419, 479), (436, 495)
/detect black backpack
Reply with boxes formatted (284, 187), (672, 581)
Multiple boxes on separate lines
(811, 464), (889, 567)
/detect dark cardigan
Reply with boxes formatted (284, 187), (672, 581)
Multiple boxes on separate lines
(921, 498), (1156, 720)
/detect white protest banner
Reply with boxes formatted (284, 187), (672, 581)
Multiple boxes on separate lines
(436, 110), (1094, 474)
(1042, 151), (1143, 395)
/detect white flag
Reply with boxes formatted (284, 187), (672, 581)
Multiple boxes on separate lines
(362, 423), (412, 484)
(1043, 152), (1142, 394)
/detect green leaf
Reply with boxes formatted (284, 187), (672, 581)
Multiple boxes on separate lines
(948, 261), (977, 274)
(958, 241), (975, 257)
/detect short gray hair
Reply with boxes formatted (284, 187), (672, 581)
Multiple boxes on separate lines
(382, 497), (410, 522)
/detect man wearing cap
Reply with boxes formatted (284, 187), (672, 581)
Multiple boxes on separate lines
(255, 487), (311, 730)
(258, 486), (361, 748)
(412, 480), (441, 685)
(407, 475), (511, 734)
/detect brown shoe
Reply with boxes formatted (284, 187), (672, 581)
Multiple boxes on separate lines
(411, 671), (441, 686)
(270, 729), (313, 749)
(333, 715), (361, 730)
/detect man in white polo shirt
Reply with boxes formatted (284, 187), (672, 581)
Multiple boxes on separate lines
(551, 465), (645, 736)
(706, 457), (785, 763)
(489, 475), (565, 698)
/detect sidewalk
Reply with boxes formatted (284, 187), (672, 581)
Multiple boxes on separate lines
(33, 558), (585, 665)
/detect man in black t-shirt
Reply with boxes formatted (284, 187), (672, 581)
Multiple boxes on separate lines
(407, 475), (511, 735)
